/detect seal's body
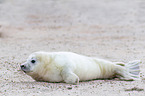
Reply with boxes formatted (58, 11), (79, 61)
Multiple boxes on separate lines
(21, 51), (140, 84)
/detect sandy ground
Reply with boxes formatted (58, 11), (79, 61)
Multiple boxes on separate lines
(0, 0), (145, 96)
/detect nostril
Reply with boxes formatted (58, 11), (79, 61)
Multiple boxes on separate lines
(21, 65), (25, 68)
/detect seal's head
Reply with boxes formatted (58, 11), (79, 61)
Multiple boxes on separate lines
(20, 53), (38, 73)
(20, 51), (51, 81)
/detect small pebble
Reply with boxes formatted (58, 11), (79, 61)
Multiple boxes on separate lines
(67, 87), (72, 90)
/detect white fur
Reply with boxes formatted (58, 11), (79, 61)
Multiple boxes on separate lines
(21, 51), (141, 84)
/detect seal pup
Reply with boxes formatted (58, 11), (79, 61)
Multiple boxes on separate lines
(20, 51), (141, 84)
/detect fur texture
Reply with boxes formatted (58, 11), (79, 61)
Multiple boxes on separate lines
(21, 51), (141, 84)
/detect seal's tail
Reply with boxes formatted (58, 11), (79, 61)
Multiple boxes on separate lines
(115, 60), (141, 80)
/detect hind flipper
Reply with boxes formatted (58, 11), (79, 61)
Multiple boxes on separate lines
(115, 60), (141, 80)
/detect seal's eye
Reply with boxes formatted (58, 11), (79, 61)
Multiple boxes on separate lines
(31, 60), (36, 63)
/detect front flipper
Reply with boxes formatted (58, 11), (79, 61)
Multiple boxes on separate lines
(61, 68), (79, 84)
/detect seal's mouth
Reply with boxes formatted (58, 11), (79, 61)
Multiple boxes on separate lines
(23, 70), (26, 73)
(21, 68), (27, 73)
(21, 68), (32, 73)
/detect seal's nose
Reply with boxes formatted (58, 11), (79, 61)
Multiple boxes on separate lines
(20, 64), (26, 69)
